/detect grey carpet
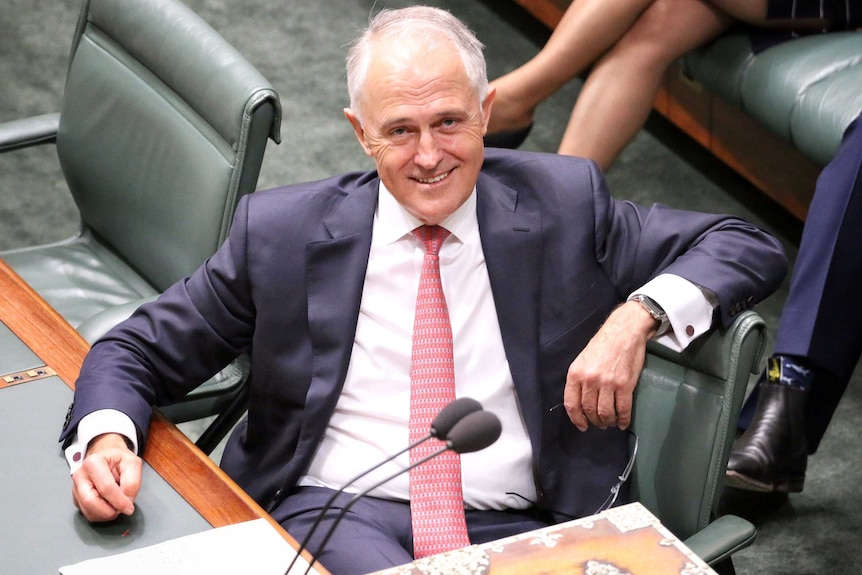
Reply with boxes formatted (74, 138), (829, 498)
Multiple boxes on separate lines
(2, 1), (859, 573)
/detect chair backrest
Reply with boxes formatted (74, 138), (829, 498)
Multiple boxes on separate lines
(57, 0), (281, 291)
(630, 310), (766, 540)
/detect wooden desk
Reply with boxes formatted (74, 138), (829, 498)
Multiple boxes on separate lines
(0, 258), (323, 572)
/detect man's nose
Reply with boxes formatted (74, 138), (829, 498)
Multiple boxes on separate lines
(414, 130), (443, 168)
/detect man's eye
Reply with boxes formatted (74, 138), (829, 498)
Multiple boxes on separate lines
(390, 127), (408, 136)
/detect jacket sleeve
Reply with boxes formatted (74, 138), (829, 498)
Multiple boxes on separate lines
(60, 194), (256, 448)
(588, 160), (788, 328)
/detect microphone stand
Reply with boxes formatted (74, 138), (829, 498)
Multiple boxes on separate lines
(284, 398), (483, 574)
(282, 434), (431, 574)
(301, 446), (451, 575)
(300, 410), (501, 575)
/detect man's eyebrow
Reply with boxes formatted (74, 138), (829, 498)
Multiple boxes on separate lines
(382, 109), (467, 128)
(433, 108), (468, 120)
(380, 117), (413, 131)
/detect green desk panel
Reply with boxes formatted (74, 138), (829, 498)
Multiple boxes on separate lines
(0, 375), (211, 573)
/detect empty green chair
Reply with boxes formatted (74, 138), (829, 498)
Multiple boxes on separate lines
(0, 0), (281, 452)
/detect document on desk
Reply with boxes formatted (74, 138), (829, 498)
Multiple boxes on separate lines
(58, 518), (321, 575)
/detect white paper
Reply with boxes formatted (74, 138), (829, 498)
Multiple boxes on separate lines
(59, 518), (321, 575)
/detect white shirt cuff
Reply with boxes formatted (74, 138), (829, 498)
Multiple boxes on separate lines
(64, 409), (138, 475)
(629, 274), (715, 352)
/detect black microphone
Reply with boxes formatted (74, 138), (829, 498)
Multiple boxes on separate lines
(284, 397), (483, 574)
(301, 410), (502, 575)
(430, 397), (483, 438)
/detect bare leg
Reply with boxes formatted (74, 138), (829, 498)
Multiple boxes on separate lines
(488, 0), (658, 134)
(559, 0), (734, 169)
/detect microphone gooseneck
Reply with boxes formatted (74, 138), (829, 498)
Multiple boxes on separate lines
(284, 398), (484, 575)
(302, 410), (503, 575)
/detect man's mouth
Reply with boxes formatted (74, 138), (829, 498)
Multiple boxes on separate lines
(415, 170), (451, 184)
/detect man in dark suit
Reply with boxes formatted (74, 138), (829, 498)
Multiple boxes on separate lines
(727, 113), (862, 494)
(61, 6), (786, 574)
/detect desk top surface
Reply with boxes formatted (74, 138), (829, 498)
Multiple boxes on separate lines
(0, 259), (312, 572)
(0, 370), (211, 572)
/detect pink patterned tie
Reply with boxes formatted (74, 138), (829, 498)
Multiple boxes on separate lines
(409, 225), (470, 558)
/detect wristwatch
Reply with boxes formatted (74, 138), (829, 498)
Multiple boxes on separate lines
(632, 294), (669, 336)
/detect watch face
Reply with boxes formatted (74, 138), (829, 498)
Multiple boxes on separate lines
(635, 295), (668, 337)
(637, 295), (666, 322)
(635, 295), (669, 337)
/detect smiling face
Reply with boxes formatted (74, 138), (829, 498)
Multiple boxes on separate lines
(345, 38), (495, 225)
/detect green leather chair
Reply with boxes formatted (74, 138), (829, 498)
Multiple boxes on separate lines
(0, 0), (281, 452)
(631, 310), (765, 573)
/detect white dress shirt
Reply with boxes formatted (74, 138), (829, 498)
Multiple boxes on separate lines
(299, 184), (536, 510)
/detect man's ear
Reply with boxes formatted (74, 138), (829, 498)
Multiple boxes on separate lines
(481, 87), (496, 135)
(344, 108), (373, 156)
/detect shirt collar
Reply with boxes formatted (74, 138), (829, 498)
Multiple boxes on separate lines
(375, 180), (477, 245)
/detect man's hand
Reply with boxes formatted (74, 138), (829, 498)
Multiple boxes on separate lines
(71, 432), (142, 522)
(563, 300), (659, 431)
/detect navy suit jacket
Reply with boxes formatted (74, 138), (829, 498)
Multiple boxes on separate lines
(62, 149), (786, 520)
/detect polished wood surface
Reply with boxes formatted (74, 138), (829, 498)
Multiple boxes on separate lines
(0, 258), (317, 564)
(659, 63), (819, 221)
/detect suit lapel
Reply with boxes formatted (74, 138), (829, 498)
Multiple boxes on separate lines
(476, 173), (544, 457)
(302, 181), (377, 436)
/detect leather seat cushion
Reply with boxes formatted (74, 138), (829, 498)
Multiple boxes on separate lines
(0, 230), (158, 328)
(683, 31), (862, 166)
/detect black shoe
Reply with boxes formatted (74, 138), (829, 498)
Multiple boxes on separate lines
(484, 123), (533, 149)
(726, 381), (808, 493)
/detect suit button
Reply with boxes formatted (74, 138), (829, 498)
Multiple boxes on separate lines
(63, 402), (74, 428)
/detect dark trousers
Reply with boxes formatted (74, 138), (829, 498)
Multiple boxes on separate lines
(739, 114), (862, 452)
(271, 486), (550, 575)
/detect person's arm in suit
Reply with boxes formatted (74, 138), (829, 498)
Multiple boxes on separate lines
(62, 193), (260, 521)
(561, 159), (787, 431)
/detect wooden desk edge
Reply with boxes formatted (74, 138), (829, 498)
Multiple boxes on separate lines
(0, 259), (319, 569)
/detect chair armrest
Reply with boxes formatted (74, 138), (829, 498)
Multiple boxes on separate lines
(76, 296), (158, 344)
(0, 113), (60, 153)
(684, 514), (757, 565)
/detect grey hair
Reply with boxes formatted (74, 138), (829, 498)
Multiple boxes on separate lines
(345, 6), (489, 124)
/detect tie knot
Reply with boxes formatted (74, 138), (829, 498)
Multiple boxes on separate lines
(413, 225), (450, 256)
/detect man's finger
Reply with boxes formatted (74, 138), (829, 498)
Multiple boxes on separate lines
(72, 474), (123, 522)
(85, 460), (136, 516)
(117, 457), (143, 501)
(595, 385), (617, 429)
(615, 390), (633, 430)
(564, 378), (589, 432)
